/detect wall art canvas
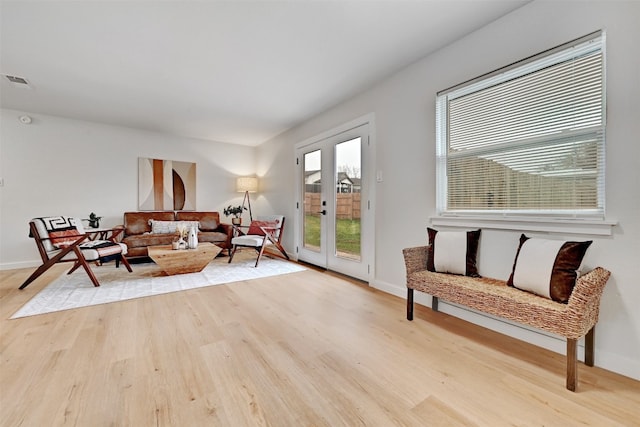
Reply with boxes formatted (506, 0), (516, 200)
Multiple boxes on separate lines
(138, 157), (196, 210)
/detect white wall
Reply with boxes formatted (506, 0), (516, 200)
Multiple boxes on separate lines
(257, 1), (640, 380)
(1, 0), (637, 381)
(0, 109), (256, 269)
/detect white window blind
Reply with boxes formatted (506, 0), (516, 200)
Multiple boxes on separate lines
(436, 31), (605, 219)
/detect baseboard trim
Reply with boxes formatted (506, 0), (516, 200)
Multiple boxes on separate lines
(0, 260), (40, 271)
(595, 350), (640, 381)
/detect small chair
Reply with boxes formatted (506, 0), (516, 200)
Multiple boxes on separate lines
(19, 216), (132, 289)
(228, 215), (289, 267)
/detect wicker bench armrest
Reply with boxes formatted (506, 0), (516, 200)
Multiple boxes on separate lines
(403, 246), (429, 276)
(566, 267), (611, 319)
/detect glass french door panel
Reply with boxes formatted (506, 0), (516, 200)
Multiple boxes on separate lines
(303, 150), (322, 252)
(296, 120), (370, 281)
(334, 137), (362, 261)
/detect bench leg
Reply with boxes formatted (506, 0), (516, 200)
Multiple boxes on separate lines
(567, 338), (578, 392)
(585, 327), (595, 367)
(407, 288), (414, 321)
(432, 296), (439, 312)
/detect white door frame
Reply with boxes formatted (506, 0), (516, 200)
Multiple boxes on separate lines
(293, 113), (376, 282)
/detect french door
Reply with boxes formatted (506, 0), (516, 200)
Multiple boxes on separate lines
(295, 122), (372, 281)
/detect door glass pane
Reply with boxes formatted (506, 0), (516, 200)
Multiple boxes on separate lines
(303, 150), (321, 252)
(335, 138), (361, 261)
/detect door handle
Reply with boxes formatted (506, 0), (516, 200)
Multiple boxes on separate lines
(318, 210), (327, 215)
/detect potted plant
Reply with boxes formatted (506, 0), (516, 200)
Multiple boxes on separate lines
(223, 205), (246, 225)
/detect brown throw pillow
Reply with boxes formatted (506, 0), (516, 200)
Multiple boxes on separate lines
(49, 229), (82, 249)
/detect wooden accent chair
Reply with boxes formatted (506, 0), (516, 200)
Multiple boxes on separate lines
(228, 215), (289, 267)
(19, 216), (132, 289)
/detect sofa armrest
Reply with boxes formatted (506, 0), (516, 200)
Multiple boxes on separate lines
(403, 246), (429, 277)
(215, 223), (234, 248)
(111, 225), (125, 242)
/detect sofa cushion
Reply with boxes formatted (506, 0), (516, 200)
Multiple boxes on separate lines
(124, 211), (174, 236)
(122, 233), (176, 249)
(507, 234), (592, 303)
(197, 231), (229, 244)
(427, 228), (480, 277)
(175, 211), (220, 231)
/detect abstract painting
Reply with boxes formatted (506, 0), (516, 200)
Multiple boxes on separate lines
(138, 157), (196, 210)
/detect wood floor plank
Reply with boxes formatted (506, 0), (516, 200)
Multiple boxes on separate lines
(412, 395), (477, 427)
(1, 263), (639, 426)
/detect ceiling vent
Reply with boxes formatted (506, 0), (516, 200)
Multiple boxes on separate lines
(2, 74), (31, 88)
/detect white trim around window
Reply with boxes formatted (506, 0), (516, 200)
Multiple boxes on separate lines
(435, 31), (612, 235)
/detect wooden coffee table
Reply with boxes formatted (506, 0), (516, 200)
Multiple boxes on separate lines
(148, 242), (222, 275)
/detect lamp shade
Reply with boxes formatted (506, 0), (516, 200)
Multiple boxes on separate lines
(236, 176), (258, 193)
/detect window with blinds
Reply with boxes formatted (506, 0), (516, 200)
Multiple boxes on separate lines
(436, 31), (605, 219)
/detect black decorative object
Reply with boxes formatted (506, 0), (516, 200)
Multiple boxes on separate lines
(88, 212), (102, 228)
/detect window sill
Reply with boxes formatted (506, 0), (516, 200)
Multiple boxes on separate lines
(430, 215), (617, 236)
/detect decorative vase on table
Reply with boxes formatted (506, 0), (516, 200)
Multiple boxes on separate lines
(231, 217), (242, 226)
(188, 226), (198, 249)
(176, 237), (187, 250)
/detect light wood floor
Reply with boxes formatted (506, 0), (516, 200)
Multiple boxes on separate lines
(1, 262), (639, 427)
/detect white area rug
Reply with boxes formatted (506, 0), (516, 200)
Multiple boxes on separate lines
(11, 253), (305, 319)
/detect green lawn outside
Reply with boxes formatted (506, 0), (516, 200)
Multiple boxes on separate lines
(304, 215), (361, 256)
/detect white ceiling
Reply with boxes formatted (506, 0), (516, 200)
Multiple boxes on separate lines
(0, 1), (527, 146)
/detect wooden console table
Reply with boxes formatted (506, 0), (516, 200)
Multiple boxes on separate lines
(148, 242), (222, 275)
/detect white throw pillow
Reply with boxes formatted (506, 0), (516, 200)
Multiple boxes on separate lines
(427, 228), (481, 277)
(434, 232), (467, 275)
(149, 220), (199, 234)
(507, 234), (592, 303)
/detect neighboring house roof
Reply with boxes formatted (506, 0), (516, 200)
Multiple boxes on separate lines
(305, 170), (321, 184)
(306, 170), (362, 186)
(337, 172), (353, 184)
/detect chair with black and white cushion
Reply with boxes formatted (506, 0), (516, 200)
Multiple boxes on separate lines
(19, 216), (132, 289)
(228, 215), (289, 267)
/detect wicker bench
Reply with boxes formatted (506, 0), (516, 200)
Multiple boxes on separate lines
(403, 245), (611, 391)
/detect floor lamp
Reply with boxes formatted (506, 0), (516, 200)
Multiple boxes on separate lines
(237, 177), (258, 222)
